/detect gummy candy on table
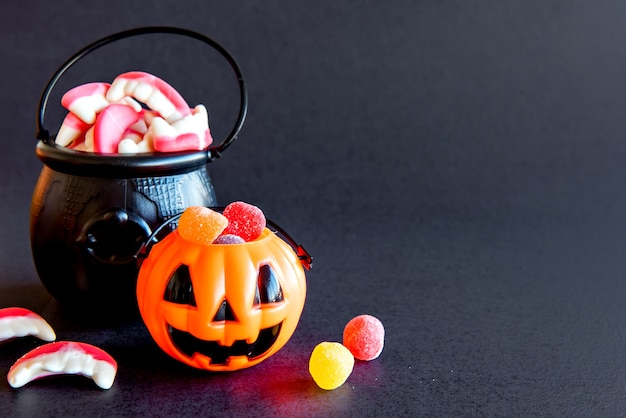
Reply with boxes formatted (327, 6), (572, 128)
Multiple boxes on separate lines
(343, 314), (385, 361)
(0, 307), (56, 343)
(309, 341), (355, 390)
(7, 341), (117, 390)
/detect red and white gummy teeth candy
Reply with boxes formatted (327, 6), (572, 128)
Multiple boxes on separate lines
(56, 71), (213, 154)
(7, 341), (118, 390)
(343, 314), (385, 361)
(0, 307), (56, 343)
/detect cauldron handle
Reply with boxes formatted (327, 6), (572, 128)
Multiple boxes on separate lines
(36, 26), (248, 161)
(135, 209), (312, 270)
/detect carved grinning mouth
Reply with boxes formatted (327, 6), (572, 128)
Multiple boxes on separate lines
(168, 323), (282, 365)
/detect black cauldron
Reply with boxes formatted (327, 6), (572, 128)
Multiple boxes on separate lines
(29, 27), (247, 313)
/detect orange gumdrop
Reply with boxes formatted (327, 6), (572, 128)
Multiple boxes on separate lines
(178, 206), (228, 245)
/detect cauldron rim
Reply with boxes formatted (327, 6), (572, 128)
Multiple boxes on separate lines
(36, 140), (213, 178)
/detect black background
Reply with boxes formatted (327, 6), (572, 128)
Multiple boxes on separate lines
(2, 1), (626, 416)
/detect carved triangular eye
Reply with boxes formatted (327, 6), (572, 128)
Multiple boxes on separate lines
(253, 287), (261, 307)
(257, 264), (283, 304)
(164, 264), (196, 306)
(213, 299), (236, 321)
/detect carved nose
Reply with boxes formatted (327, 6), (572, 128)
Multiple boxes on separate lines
(213, 299), (236, 322)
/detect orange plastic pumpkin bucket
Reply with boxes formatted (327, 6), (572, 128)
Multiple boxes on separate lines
(135, 210), (311, 371)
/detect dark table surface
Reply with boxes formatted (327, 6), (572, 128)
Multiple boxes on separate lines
(2, 1), (626, 416)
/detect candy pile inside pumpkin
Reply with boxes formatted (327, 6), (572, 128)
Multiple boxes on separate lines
(136, 202), (308, 371)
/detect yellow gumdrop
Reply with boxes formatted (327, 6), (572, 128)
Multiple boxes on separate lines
(309, 342), (355, 390)
(178, 206), (228, 245)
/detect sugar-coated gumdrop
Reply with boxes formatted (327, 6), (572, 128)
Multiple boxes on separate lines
(212, 234), (246, 245)
(343, 314), (385, 361)
(221, 201), (266, 242)
(308, 342), (354, 390)
(178, 206), (228, 245)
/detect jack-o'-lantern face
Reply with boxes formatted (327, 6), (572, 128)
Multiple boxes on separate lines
(136, 228), (307, 371)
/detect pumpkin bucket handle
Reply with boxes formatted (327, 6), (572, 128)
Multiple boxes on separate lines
(134, 208), (312, 270)
(36, 26), (248, 162)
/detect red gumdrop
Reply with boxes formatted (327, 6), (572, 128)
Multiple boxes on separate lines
(221, 201), (266, 242)
(342, 314), (385, 361)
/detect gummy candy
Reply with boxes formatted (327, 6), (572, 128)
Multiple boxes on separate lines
(56, 71), (212, 154)
(93, 104), (141, 153)
(212, 234), (246, 245)
(61, 82), (111, 124)
(178, 206), (228, 245)
(8, 341), (117, 390)
(0, 307), (56, 342)
(221, 201), (266, 242)
(308, 342), (354, 390)
(106, 71), (192, 123)
(150, 105), (211, 152)
(342, 314), (385, 361)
